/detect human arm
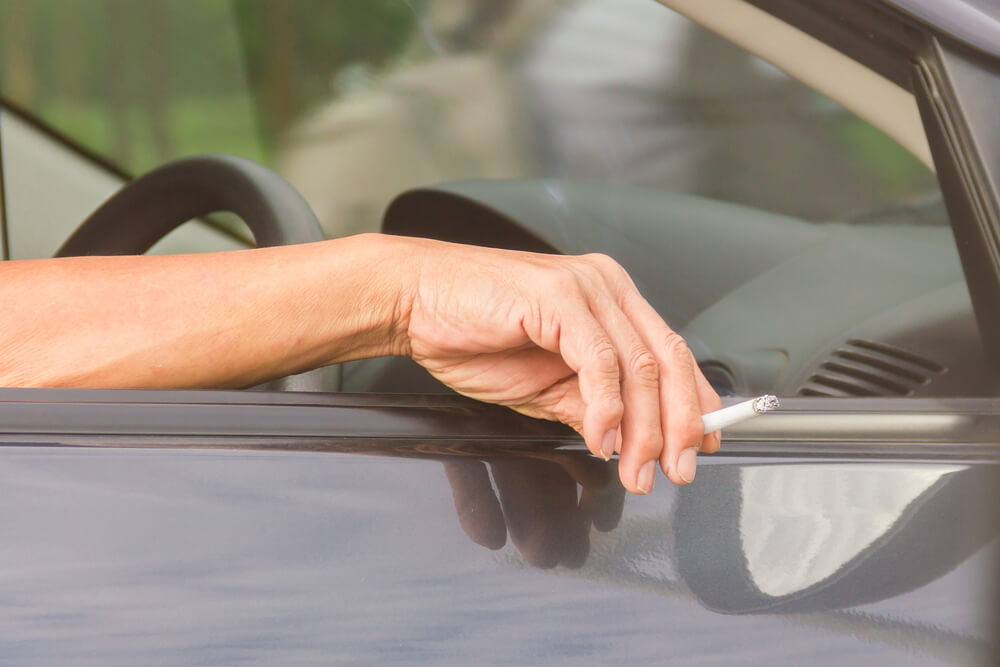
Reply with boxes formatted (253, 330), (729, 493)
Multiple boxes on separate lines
(0, 233), (408, 389)
(0, 232), (720, 493)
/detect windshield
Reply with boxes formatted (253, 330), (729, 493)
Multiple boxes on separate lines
(0, 0), (939, 237)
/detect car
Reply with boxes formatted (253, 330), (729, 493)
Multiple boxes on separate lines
(0, 0), (998, 664)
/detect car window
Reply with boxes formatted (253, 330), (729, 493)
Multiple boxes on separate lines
(0, 109), (123, 259)
(0, 109), (249, 259)
(0, 0), (938, 230)
(0, 0), (981, 399)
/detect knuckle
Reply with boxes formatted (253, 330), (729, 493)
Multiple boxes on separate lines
(662, 330), (692, 360)
(638, 420), (665, 448)
(540, 266), (579, 294)
(587, 344), (624, 414)
(583, 252), (622, 274)
(704, 390), (723, 412)
(628, 346), (659, 384)
(600, 396), (625, 423)
(675, 416), (704, 449)
(590, 341), (620, 374)
(585, 253), (632, 291)
(569, 258), (606, 289)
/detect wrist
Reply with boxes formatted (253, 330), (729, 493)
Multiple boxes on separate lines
(350, 233), (421, 358)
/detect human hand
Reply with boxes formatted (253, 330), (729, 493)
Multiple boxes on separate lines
(442, 452), (624, 568)
(396, 239), (722, 494)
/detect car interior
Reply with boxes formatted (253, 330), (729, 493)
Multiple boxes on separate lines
(0, 0), (992, 403)
(0, 2), (998, 662)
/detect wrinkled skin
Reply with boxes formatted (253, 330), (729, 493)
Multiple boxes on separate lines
(402, 240), (722, 494)
(0, 233), (719, 494)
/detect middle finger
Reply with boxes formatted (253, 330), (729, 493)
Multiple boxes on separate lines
(583, 291), (665, 494)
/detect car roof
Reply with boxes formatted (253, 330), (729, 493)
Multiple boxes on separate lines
(884, 0), (1000, 59)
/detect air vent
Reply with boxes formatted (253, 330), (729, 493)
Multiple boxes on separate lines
(799, 339), (945, 397)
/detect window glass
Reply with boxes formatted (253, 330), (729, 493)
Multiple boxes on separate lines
(0, 109), (123, 259)
(1, 0), (981, 399)
(0, 110), (248, 258)
(0, 0), (263, 172)
(0, 0), (938, 235)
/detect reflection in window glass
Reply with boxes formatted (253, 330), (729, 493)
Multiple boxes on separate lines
(0, 0), (939, 240)
(0, 0), (264, 171)
(0, 109), (248, 259)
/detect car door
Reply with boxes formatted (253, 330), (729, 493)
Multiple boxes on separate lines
(0, 1), (998, 664)
(0, 388), (997, 664)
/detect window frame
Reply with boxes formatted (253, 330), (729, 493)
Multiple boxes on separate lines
(744, 0), (1000, 372)
(0, 97), (256, 255)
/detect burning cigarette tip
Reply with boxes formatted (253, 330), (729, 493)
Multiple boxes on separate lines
(702, 394), (780, 434)
(752, 395), (780, 415)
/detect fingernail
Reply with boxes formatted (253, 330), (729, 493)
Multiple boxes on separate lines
(601, 429), (617, 461)
(678, 448), (697, 484)
(637, 460), (656, 494)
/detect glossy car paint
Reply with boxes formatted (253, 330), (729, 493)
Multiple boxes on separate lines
(1, 442), (996, 664)
(2, 1), (1000, 664)
(0, 389), (998, 663)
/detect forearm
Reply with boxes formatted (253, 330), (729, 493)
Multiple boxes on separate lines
(0, 230), (720, 492)
(0, 233), (411, 388)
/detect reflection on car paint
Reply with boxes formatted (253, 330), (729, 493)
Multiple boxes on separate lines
(0, 446), (996, 664)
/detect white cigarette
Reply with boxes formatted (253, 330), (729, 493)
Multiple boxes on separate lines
(702, 395), (780, 433)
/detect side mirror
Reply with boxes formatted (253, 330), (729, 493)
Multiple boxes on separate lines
(674, 463), (1000, 613)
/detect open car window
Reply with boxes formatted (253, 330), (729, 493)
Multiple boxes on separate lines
(0, 0), (938, 226)
(0, 108), (123, 259)
(0, 0), (983, 399)
(0, 108), (249, 259)
(0, 2), (998, 657)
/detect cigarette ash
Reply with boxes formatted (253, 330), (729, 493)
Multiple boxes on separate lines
(751, 395), (780, 415)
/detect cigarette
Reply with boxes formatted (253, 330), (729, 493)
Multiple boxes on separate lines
(702, 395), (779, 433)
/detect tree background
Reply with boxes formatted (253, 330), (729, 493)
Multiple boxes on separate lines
(0, 0), (416, 171)
(0, 0), (935, 225)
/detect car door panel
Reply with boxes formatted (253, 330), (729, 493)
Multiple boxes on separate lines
(0, 437), (995, 665)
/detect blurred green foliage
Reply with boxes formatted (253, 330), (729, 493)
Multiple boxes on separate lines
(834, 119), (934, 198)
(0, 0), (936, 222)
(233, 0), (415, 142)
(0, 0), (415, 173)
